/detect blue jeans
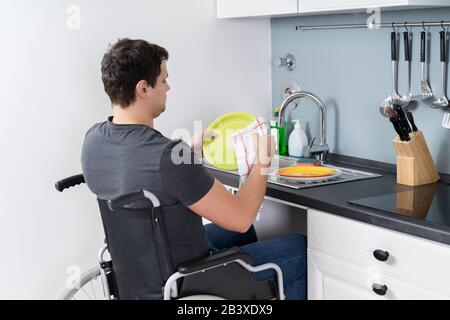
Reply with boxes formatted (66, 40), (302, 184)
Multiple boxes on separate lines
(204, 223), (307, 300)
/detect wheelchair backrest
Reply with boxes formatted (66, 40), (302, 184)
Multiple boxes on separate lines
(97, 190), (175, 300)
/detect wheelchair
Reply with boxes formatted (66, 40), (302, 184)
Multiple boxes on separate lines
(55, 174), (285, 300)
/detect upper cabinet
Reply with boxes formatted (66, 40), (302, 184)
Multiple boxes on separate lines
(217, 0), (298, 18)
(217, 0), (450, 18)
(298, 0), (450, 14)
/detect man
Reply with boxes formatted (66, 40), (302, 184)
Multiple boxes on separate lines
(81, 38), (306, 299)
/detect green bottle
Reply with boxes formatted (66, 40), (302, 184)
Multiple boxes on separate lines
(272, 108), (288, 156)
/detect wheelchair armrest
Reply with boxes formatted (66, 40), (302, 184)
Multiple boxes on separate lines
(172, 249), (283, 300)
(177, 249), (252, 274)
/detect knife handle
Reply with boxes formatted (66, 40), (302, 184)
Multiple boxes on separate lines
(406, 111), (418, 132)
(390, 117), (408, 141)
(440, 31), (446, 63)
(394, 105), (412, 136)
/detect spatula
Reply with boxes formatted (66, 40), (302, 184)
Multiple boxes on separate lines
(420, 30), (433, 100)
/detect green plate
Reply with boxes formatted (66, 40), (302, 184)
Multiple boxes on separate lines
(203, 112), (256, 171)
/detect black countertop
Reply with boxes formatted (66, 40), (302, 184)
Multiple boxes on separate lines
(205, 159), (450, 246)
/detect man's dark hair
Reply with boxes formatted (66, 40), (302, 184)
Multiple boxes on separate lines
(101, 38), (169, 108)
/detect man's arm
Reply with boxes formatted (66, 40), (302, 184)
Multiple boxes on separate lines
(189, 135), (274, 233)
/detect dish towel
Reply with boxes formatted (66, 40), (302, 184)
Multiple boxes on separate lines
(229, 117), (269, 221)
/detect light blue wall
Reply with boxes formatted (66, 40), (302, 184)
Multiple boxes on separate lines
(271, 8), (450, 174)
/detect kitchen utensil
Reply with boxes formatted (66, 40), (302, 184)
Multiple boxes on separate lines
(394, 104), (412, 135)
(386, 106), (409, 141)
(443, 112), (450, 129)
(202, 112), (256, 171)
(274, 166), (343, 183)
(384, 107), (402, 139)
(420, 30), (433, 100)
(432, 31), (449, 108)
(379, 31), (403, 117)
(379, 97), (395, 118)
(406, 110), (418, 132)
(390, 115), (409, 141)
(399, 31), (416, 104)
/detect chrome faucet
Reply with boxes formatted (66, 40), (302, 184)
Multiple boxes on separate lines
(277, 90), (329, 162)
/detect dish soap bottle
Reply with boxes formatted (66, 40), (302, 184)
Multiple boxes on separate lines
(288, 120), (308, 158)
(270, 108), (279, 154)
(270, 108), (288, 156)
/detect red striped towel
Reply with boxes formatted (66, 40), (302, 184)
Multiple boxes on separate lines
(229, 117), (268, 221)
(229, 117), (269, 180)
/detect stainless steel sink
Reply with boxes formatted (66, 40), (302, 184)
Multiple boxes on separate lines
(204, 155), (382, 190)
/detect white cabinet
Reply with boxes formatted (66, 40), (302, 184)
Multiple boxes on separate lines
(307, 209), (450, 300)
(299, 0), (450, 14)
(308, 249), (448, 300)
(217, 0), (450, 18)
(217, 0), (298, 18)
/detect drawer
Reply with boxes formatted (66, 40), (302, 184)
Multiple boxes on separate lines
(308, 209), (450, 297)
(308, 249), (448, 300)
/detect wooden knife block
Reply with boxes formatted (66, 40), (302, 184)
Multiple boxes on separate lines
(392, 131), (439, 186)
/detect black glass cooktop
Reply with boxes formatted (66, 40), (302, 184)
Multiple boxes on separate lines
(348, 184), (450, 229)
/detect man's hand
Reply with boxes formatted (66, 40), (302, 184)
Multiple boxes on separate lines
(187, 129), (217, 157)
(254, 134), (275, 170)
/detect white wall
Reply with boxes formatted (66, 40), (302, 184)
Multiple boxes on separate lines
(0, 0), (272, 299)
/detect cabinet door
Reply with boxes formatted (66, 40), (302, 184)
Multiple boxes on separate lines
(298, 0), (407, 13)
(308, 249), (448, 300)
(308, 209), (450, 297)
(217, 0), (298, 18)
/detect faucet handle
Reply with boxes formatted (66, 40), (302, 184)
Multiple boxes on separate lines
(308, 136), (316, 148)
(303, 137), (316, 158)
(304, 136), (329, 162)
(308, 144), (329, 155)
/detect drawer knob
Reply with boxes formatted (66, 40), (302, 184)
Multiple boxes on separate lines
(372, 283), (388, 296)
(373, 249), (389, 262)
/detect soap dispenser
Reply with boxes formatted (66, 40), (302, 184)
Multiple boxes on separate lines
(288, 120), (308, 158)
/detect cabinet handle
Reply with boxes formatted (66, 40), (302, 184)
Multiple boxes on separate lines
(372, 283), (388, 296)
(373, 249), (389, 262)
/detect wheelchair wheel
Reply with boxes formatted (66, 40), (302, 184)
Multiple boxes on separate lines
(59, 266), (106, 300)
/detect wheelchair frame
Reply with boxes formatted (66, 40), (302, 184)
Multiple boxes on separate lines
(56, 174), (285, 300)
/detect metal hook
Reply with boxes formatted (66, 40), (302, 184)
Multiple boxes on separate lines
(422, 21), (426, 33)
(441, 21), (446, 31)
(404, 22), (409, 33)
(392, 22), (395, 32)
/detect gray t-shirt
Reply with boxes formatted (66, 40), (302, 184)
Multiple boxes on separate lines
(81, 116), (214, 266)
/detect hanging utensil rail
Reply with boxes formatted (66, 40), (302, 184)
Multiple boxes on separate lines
(296, 21), (450, 31)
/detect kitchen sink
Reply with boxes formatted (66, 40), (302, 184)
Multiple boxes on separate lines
(267, 160), (382, 190)
(204, 155), (382, 189)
